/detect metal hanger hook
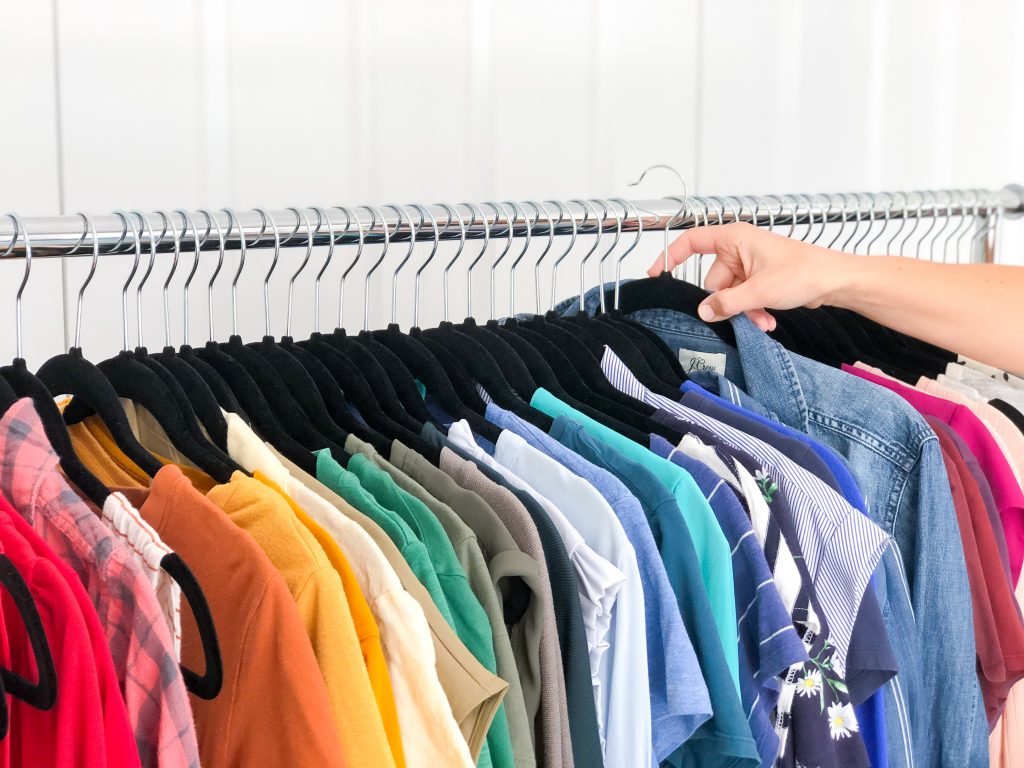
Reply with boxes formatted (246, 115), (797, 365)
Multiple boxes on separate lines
(548, 204), (581, 315)
(339, 207), (370, 330)
(311, 206), (351, 333)
(441, 203), (470, 323)
(527, 201), (555, 315)
(567, 199), (603, 311)
(112, 210), (141, 352)
(73, 213), (101, 351)
(411, 203), (441, 327)
(133, 211), (167, 349)
(627, 164), (688, 273)
(463, 203), (491, 321)
(866, 193), (894, 254)
(161, 211), (182, 349)
(175, 209), (203, 347)
(254, 208), (282, 338)
(608, 198), (650, 311)
(386, 205), (420, 328)
(506, 201), (537, 317)
(225, 208), (267, 338)
(199, 209), (225, 343)
(488, 202), (516, 321)
(285, 206), (317, 338)
(363, 205), (399, 332)
(6, 214), (30, 360)
(593, 199), (624, 312)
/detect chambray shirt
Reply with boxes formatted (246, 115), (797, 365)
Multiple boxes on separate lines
(558, 288), (987, 768)
(485, 404), (709, 761)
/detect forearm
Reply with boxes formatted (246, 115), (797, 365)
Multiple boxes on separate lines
(824, 255), (1024, 374)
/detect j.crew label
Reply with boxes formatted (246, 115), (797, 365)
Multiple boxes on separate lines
(677, 349), (728, 376)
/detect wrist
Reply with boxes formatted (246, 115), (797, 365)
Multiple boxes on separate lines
(818, 250), (868, 310)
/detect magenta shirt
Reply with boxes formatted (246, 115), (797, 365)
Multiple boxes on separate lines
(844, 365), (1024, 584)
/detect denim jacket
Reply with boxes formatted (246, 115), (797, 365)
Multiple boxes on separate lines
(555, 289), (988, 768)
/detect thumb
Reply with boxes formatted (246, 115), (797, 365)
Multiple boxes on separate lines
(697, 279), (765, 323)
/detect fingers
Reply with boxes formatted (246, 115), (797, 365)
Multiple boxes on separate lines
(703, 257), (741, 292)
(744, 308), (776, 332)
(696, 278), (765, 323)
(647, 224), (743, 276)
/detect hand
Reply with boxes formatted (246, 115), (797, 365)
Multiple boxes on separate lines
(648, 222), (850, 332)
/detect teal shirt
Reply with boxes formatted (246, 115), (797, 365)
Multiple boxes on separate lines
(530, 388), (741, 693)
(346, 454), (513, 768)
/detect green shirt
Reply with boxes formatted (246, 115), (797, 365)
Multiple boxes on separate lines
(530, 387), (740, 693)
(344, 437), (520, 768)
(314, 450), (456, 628)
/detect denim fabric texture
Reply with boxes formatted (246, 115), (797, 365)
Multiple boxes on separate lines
(556, 286), (987, 768)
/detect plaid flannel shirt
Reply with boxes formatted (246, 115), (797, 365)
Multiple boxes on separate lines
(0, 399), (200, 768)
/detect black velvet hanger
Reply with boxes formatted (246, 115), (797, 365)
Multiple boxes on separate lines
(1, 359), (111, 508)
(0, 376), (15, 413)
(496, 319), (654, 440)
(800, 309), (860, 365)
(324, 330), (422, 431)
(599, 309), (688, 385)
(36, 348), (164, 478)
(376, 326), (503, 443)
(250, 337), (351, 448)
(279, 338), (391, 454)
(770, 310), (832, 363)
(152, 346), (230, 449)
(0, 553), (57, 713)
(824, 308), (946, 379)
(129, 347), (242, 472)
(178, 345), (250, 424)
(159, 553), (223, 699)
(520, 314), (659, 416)
(504, 323), (652, 443)
(61, 350), (235, 484)
(219, 336), (349, 463)
(353, 331), (437, 426)
(453, 318), (539, 398)
(612, 273), (736, 346)
(412, 330), (491, 411)
(486, 319), (568, 397)
(196, 340), (318, 475)
(423, 323), (553, 431)
(564, 312), (684, 397)
(299, 335), (442, 462)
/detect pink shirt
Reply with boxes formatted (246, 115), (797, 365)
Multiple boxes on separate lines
(916, 377), (1024, 487)
(844, 365), (1024, 585)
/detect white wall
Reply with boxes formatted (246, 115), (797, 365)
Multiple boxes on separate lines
(1, 0), (1022, 366)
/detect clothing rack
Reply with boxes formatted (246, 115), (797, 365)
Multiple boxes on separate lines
(2, 186), (1022, 258)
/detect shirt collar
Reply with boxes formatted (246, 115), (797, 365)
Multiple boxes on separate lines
(223, 410), (291, 488)
(0, 398), (62, 485)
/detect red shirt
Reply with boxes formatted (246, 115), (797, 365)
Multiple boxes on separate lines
(0, 492), (140, 767)
(927, 419), (1024, 725)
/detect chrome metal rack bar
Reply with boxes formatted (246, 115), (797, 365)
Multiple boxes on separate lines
(1, 185), (1022, 259)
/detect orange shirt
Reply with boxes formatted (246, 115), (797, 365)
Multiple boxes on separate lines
(118, 465), (345, 767)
